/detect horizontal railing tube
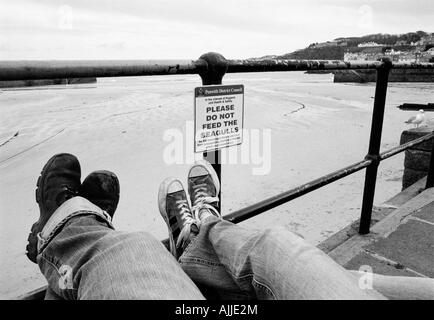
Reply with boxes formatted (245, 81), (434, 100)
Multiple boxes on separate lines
(227, 59), (383, 73)
(0, 60), (207, 81)
(1, 60), (433, 81)
(224, 159), (372, 224)
(380, 132), (434, 161)
(226, 59), (434, 73)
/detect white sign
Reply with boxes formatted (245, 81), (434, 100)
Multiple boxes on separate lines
(194, 84), (244, 153)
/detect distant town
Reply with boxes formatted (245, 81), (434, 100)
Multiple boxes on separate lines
(260, 31), (434, 63)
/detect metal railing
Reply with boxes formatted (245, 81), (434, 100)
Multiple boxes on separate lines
(2, 53), (434, 236)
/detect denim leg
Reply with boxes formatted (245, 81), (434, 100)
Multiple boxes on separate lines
(37, 203), (205, 299)
(180, 216), (386, 300)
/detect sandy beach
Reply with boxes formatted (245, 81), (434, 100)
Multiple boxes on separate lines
(0, 71), (433, 298)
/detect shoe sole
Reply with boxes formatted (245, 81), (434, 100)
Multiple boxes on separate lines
(26, 153), (71, 263)
(158, 177), (183, 259)
(188, 159), (220, 197)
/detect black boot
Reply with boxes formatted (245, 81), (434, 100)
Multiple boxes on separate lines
(26, 153), (81, 263)
(81, 170), (120, 218)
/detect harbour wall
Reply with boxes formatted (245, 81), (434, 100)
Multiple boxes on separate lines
(333, 69), (434, 83)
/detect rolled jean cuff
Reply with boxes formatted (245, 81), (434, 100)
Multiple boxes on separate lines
(37, 196), (114, 254)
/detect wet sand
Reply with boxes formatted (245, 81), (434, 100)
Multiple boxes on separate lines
(1, 72), (433, 298)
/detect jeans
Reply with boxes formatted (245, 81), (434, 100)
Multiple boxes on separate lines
(37, 197), (433, 300)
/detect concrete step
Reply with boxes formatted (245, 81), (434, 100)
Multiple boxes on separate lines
(325, 178), (434, 278)
(318, 176), (428, 254)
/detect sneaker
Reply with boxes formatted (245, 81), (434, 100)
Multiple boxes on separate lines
(188, 160), (221, 221)
(158, 177), (199, 259)
(26, 153), (81, 263)
(81, 170), (120, 218)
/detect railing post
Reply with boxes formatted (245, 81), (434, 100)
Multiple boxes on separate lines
(197, 52), (228, 206)
(426, 132), (434, 189)
(359, 58), (392, 235)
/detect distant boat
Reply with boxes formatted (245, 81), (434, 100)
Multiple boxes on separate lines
(397, 103), (434, 111)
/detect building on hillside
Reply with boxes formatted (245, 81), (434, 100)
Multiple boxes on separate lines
(344, 48), (428, 63)
(420, 48), (434, 62)
(384, 49), (402, 62)
(357, 42), (384, 47)
(399, 52), (418, 62)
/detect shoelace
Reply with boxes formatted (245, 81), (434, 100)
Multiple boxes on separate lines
(191, 183), (220, 220)
(175, 199), (199, 249)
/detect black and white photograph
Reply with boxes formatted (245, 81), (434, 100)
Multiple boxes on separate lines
(0, 0), (433, 306)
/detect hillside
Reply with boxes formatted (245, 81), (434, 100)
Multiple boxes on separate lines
(280, 46), (345, 60)
(334, 31), (430, 47)
(277, 31), (434, 61)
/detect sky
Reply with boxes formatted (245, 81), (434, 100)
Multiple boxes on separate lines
(0, 0), (433, 60)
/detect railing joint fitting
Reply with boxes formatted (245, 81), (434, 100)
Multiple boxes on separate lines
(364, 154), (381, 165)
